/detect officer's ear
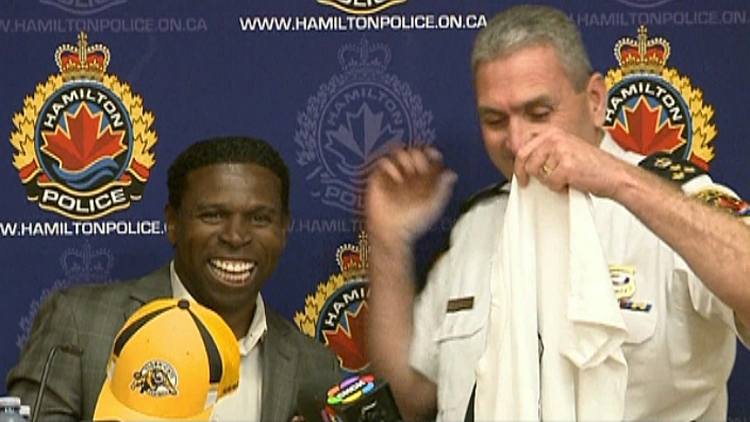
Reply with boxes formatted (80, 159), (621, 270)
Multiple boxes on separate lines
(586, 72), (607, 127)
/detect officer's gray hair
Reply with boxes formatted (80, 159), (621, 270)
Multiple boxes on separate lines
(471, 4), (593, 92)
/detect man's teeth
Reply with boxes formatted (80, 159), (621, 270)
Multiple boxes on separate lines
(210, 260), (255, 279)
(211, 260), (253, 272)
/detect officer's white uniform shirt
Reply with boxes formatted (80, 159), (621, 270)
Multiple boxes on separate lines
(409, 132), (748, 422)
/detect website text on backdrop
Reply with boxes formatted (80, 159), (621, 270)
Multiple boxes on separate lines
(364, 4), (750, 422)
(7, 135), (342, 421)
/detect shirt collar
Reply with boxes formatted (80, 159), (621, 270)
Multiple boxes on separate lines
(169, 261), (268, 356)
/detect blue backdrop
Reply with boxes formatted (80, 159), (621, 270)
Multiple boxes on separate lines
(1, 0), (749, 418)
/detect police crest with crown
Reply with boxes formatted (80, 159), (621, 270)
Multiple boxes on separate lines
(604, 25), (749, 218)
(9, 31), (157, 221)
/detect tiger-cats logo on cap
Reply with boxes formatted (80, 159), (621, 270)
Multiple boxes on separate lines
(130, 360), (179, 397)
(604, 25), (716, 170)
(295, 232), (370, 374)
(9, 31), (157, 220)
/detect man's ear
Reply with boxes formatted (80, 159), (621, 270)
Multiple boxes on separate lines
(164, 204), (178, 247)
(586, 72), (608, 127)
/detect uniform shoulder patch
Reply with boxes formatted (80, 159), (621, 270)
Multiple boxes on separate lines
(638, 151), (706, 184)
(458, 181), (509, 217)
(691, 187), (750, 218)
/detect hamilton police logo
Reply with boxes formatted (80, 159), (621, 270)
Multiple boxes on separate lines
(294, 38), (435, 214)
(604, 26), (716, 170)
(317, 0), (407, 15)
(10, 31), (157, 220)
(295, 232), (370, 374)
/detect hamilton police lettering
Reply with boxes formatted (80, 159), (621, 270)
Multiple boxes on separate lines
(605, 78), (685, 126)
(0, 220), (164, 237)
(318, 0), (406, 15)
(40, 185), (128, 217)
(327, 86), (404, 128)
(323, 284), (368, 329)
(42, 86), (125, 131)
(574, 10), (747, 27)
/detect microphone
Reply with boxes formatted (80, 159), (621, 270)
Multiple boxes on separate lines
(298, 371), (341, 422)
(30, 344), (83, 422)
(297, 373), (402, 422)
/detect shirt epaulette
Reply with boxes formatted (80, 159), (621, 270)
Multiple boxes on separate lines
(458, 181), (510, 218)
(639, 152), (750, 218)
(637, 151), (707, 185)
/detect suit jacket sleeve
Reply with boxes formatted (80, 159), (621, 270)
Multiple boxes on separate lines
(6, 289), (84, 422)
(7, 273), (168, 422)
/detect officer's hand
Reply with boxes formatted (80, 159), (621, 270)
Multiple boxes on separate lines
(365, 147), (457, 245)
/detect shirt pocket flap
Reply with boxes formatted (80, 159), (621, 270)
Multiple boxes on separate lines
(621, 307), (657, 344)
(435, 294), (488, 342)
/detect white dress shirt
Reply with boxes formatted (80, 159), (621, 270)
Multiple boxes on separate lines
(169, 262), (267, 421)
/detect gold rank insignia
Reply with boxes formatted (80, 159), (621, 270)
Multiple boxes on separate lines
(638, 151), (706, 184)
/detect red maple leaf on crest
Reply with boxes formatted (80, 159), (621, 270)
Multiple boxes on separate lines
(608, 97), (686, 156)
(323, 302), (370, 372)
(41, 103), (126, 172)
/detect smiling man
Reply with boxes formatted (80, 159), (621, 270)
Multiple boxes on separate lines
(7, 136), (341, 421)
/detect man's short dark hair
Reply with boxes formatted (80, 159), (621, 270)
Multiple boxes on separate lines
(167, 136), (290, 214)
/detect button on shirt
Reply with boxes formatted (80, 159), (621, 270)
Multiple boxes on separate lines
(169, 262), (267, 421)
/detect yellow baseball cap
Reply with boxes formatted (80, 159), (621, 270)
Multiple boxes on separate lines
(93, 298), (240, 421)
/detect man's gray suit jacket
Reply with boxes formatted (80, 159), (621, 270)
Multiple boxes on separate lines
(6, 265), (341, 421)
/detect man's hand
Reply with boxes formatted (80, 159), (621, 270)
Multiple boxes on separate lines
(365, 147), (458, 245)
(513, 127), (627, 199)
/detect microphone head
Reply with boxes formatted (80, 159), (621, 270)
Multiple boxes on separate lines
(297, 371), (343, 422)
(93, 298), (240, 421)
(327, 374), (402, 422)
(298, 373), (402, 422)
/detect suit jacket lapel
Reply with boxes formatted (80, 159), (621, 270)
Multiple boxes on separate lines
(261, 311), (300, 422)
(124, 264), (172, 320)
(80, 264), (173, 416)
